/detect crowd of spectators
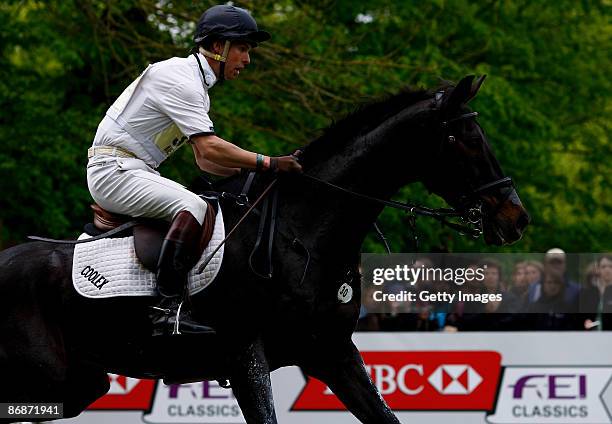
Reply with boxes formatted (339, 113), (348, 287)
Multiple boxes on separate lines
(357, 249), (612, 332)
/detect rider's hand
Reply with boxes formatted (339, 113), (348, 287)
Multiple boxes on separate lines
(271, 155), (303, 173)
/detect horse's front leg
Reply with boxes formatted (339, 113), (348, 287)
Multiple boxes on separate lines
(301, 340), (400, 424)
(229, 338), (277, 424)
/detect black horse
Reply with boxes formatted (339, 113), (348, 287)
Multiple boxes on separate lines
(0, 75), (528, 423)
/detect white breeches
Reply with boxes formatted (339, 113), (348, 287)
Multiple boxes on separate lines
(86, 156), (207, 225)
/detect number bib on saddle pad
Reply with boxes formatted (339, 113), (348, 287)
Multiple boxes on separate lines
(71, 208), (225, 298)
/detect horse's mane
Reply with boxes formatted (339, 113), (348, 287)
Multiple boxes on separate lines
(303, 87), (439, 157)
(213, 85), (449, 189)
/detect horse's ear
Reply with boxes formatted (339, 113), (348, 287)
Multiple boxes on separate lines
(466, 74), (487, 103)
(444, 75), (475, 113)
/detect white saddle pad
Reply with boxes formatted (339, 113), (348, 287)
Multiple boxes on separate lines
(72, 207), (225, 298)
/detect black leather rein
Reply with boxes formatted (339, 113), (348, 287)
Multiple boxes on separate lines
(299, 173), (514, 238)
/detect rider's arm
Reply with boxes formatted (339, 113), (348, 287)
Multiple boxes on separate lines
(191, 145), (241, 176)
(191, 134), (260, 169)
(191, 134), (303, 174)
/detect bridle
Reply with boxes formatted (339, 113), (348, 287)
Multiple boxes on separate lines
(438, 107), (515, 233)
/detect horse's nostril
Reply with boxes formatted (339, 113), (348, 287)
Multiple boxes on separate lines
(517, 213), (530, 231)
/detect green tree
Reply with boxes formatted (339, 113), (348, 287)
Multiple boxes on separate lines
(0, 0), (609, 253)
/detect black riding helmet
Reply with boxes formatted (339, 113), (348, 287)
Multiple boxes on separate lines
(193, 5), (270, 84)
(194, 5), (270, 48)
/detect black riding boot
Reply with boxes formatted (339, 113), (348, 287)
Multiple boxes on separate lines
(150, 295), (215, 336)
(151, 211), (215, 336)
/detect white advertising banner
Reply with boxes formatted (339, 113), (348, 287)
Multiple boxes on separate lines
(58, 332), (612, 424)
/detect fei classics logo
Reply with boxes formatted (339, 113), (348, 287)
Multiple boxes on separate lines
(487, 367), (612, 424)
(292, 351), (501, 411)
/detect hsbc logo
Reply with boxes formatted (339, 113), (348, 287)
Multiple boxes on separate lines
(428, 364), (483, 395)
(293, 351), (502, 411)
(107, 374), (142, 395)
(88, 374), (156, 410)
(362, 363), (483, 396)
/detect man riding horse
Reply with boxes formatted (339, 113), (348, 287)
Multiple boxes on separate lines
(2, 68), (530, 422)
(86, 5), (302, 335)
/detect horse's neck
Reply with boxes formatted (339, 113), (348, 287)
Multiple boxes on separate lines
(299, 111), (431, 260)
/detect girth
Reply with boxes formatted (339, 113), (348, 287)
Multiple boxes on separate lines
(234, 172), (279, 279)
(248, 180), (279, 279)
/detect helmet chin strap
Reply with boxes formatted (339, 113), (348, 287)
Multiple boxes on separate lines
(199, 41), (231, 83)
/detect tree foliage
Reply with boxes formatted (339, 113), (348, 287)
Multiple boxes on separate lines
(0, 0), (609, 253)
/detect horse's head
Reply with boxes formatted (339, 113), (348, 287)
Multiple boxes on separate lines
(423, 75), (530, 245)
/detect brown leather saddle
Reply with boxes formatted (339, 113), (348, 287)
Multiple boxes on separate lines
(89, 202), (217, 273)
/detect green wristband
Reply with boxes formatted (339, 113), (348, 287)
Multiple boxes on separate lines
(256, 153), (264, 171)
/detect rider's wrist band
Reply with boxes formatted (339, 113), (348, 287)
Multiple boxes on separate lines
(255, 153), (264, 171)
